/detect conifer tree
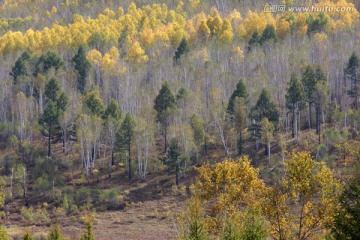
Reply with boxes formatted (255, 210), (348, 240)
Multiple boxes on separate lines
(10, 52), (30, 85)
(250, 89), (279, 143)
(84, 90), (105, 117)
(39, 78), (68, 157)
(34, 52), (64, 76)
(45, 78), (61, 103)
(227, 80), (248, 116)
(166, 138), (181, 186)
(234, 97), (247, 155)
(174, 37), (189, 63)
(302, 65), (317, 129)
(314, 81), (328, 143)
(345, 52), (360, 109)
(104, 99), (122, 170)
(73, 46), (91, 94)
(117, 113), (135, 180)
(285, 73), (305, 141)
(259, 24), (277, 45)
(248, 30), (260, 52)
(39, 101), (60, 157)
(154, 81), (176, 152)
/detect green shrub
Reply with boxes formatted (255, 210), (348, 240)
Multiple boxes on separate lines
(0, 226), (9, 240)
(47, 224), (63, 240)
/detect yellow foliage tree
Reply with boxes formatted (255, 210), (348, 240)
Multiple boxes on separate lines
(195, 156), (266, 219)
(127, 40), (148, 64)
(219, 18), (233, 44)
(263, 151), (341, 240)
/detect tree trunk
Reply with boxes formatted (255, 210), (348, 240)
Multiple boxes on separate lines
(164, 124), (167, 153)
(111, 147), (115, 166)
(128, 143), (132, 180)
(268, 142), (271, 164)
(176, 163), (179, 186)
(48, 124), (51, 157)
(292, 106), (295, 138)
(309, 103), (313, 129)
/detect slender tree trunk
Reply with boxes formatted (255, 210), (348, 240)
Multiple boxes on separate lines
(164, 124), (167, 153)
(176, 163), (179, 186)
(292, 108), (295, 138)
(268, 142), (271, 164)
(309, 103), (313, 129)
(111, 147), (115, 166)
(10, 168), (13, 198)
(48, 124), (51, 157)
(128, 143), (132, 180)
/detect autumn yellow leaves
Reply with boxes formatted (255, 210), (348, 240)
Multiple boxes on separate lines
(0, 1), (358, 59)
(180, 151), (341, 239)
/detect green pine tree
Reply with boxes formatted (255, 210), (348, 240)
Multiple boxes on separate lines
(10, 52), (30, 85)
(34, 52), (64, 76)
(174, 37), (189, 63)
(248, 30), (260, 52)
(285, 73), (305, 139)
(301, 65), (317, 129)
(45, 78), (61, 103)
(250, 89), (279, 141)
(39, 101), (60, 157)
(73, 46), (91, 94)
(259, 24), (277, 45)
(84, 90), (105, 116)
(227, 80), (248, 116)
(233, 97), (247, 155)
(117, 112), (135, 180)
(104, 99), (122, 120)
(345, 52), (360, 109)
(154, 81), (176, 152)
(166, 138), (182, 186)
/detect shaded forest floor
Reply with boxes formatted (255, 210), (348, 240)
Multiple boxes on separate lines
(1, 128), (351, 239)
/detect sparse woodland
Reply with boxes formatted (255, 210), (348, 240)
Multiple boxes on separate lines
(0, 0), (360, 239)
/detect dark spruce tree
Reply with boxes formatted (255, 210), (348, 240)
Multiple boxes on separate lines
(154, 81), (176, 152)
(250, 89), (279, 148)
(174, 37), (189, 63)
(39, 78), (68, 157)
(285, 73), (305, 139)
(34, 51), (64, 76)
(73, 46), (91, 94)
(345, 52), (360, 109)
(166, 138), (181, 186)
(248, 30), (260, 52)
(39, 101), (60, 158)
(84, 90), (105, 117)
(301, 65), (317, 129)
(104, 99), (122, 168)
(259, 24), (277, 45)
(117, 112), (135, 180)
(45, 78), (61, 102)
(227, 79), (248, 116)
(10, 52), (30, 85)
